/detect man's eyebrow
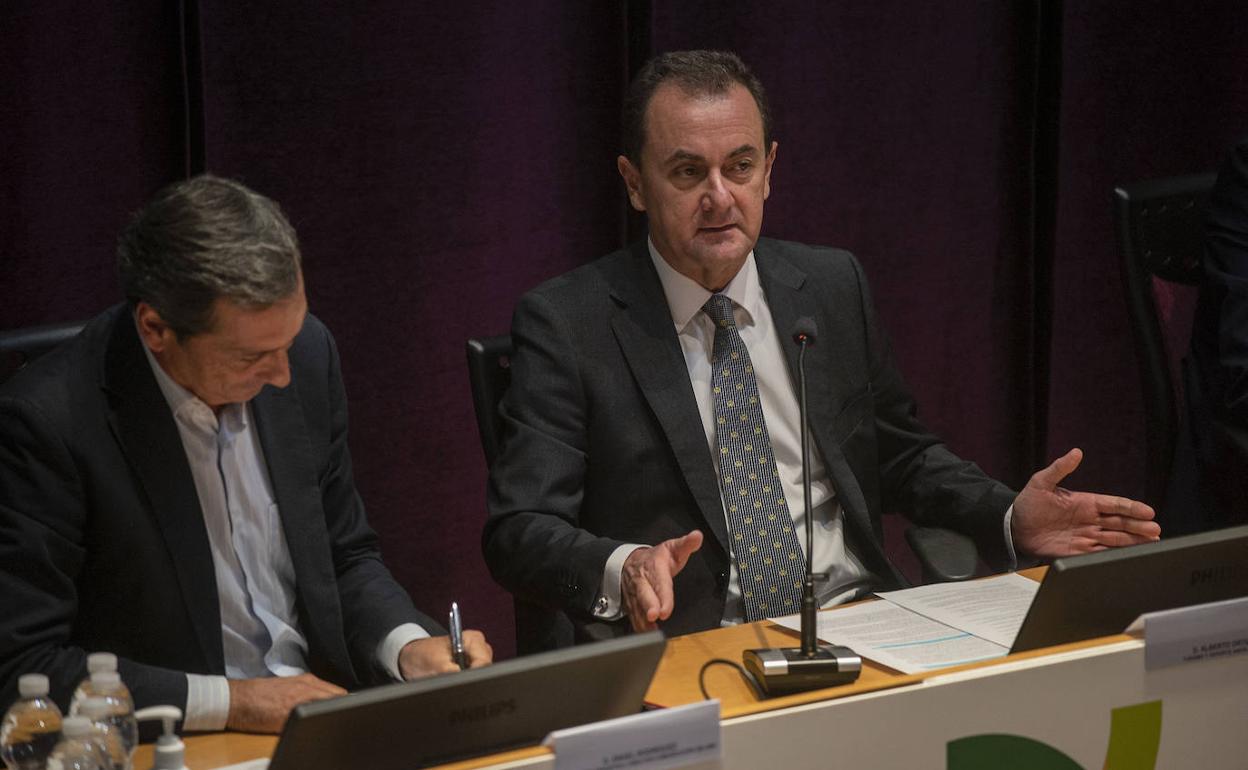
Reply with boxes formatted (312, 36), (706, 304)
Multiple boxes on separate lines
(726, 143), (758, 159)
(663, 149), (705, 166)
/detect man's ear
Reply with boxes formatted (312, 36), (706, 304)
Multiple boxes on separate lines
(762, 140), (778, 201)
(617, 155), (647, 212)
(134, 302), (174, 354)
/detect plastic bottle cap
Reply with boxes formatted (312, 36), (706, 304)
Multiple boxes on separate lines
(89, 671), (121, 691)
(61, 717), (92, 738)
(17, 673), (50, 698)
(77, 697), (110, 720)
(86, 653), (118, 674)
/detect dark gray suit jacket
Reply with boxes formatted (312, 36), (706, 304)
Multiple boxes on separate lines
(483, 238), (1016, 642)
(0, 305), (438, 712)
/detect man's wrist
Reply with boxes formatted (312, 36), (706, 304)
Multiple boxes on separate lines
(596, 544), (646, 619)
(379, 622), (432, 681)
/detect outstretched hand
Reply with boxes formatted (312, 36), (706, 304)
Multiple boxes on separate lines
(1013, 448), (1160, 559)
(620, 530), (704, 632)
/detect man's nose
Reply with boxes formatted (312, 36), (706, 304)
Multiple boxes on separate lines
(261, 349), (291, 389)
(701, 171), (733, 212)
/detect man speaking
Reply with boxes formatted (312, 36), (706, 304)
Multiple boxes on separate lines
(483, 50), (1159, 642)
(0, 175), (491, 732)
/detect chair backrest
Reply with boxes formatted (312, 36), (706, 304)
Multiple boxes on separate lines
(465, 335), (514, 464)
(1114, 172), (1216, 507)
(0, 320), (86, 385)
(465, 335), (575, 653)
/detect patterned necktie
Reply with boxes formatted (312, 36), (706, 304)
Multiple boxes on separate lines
(703, 293), (805, 621)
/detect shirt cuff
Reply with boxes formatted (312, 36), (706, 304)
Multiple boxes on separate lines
(1003, 503), (1019, 572)
(377, 622), (432, 681)
(595, 544), (646, 619)
(182, 674), (229, 732)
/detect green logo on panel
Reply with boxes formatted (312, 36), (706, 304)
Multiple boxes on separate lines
(947, 700), (1162, 770)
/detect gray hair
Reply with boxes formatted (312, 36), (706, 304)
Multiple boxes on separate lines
(621, 50), (773, 165)
(117, 174), (302, 338)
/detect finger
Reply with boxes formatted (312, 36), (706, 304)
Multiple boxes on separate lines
(625, 573), (661, 630)
(462, 630), (493, 667)
(666, 530), (704, 572)
(1029, 447), (1083, 490)
(1089, 528), (1157, 548)
(1096, 513), (1161, 538)
(650, 561), (676, 621)
(1091, 493), (1156, 521)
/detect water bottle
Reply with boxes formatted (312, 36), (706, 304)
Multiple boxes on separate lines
(68, 676), (132, 770)
(1, 673), (63, 770)
(45, 718), (104, 770)
(68, 656), (124, 718)
(71, 701), (123, 770)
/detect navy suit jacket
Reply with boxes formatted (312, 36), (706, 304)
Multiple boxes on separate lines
(0, 305), (437, 712)
(483, 238), (1015, 643)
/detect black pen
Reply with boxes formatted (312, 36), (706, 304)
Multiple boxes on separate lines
(449, 601), (467, 670)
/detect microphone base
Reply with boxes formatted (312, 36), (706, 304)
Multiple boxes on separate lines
(742, 645), (862, 697)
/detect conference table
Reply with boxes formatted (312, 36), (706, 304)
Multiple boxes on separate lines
(134, 568), (1248, 769)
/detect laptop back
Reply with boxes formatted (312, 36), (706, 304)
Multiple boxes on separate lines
(1011, 525), (1248, 653)
(268, 631), (666, 770)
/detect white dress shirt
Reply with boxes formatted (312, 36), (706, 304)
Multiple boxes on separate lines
(142, 339), (427, 730)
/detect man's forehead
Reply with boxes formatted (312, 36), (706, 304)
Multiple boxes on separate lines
(642, 82), (765, 158)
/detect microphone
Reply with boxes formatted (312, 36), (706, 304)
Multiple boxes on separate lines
(742, 317), (861, 697)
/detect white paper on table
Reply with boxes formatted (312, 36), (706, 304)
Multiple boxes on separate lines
(771, 601), (1009, 674)
(875, 572), (1040, 648)
(211, 760), (269, 770)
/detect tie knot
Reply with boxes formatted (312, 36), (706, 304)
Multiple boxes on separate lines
(703, 294), (737, 329)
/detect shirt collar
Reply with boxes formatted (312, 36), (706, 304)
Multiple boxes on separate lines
(647, 237), (763, 332)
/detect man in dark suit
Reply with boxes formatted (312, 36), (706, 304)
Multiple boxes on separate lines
(1182, 136), (1248, 531)
(483, 50), (1160, 642)
(0, 175), (491, 732)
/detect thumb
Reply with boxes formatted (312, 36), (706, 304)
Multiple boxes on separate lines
(665, 530), (704, 573)
(1030, 447), (1083, 490)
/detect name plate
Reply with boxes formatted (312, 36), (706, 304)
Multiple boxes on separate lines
(1126, 596), (1248, 670)
(543, 699), (721, 770)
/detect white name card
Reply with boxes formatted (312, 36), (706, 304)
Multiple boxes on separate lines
(543, 699), (721, 770)
(1126, 596), (1248, 670)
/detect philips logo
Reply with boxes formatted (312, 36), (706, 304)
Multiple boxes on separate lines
(448, 698), (517, 724)
(1190, 564), (1244, 586)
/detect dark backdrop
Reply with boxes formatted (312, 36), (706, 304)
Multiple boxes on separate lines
(4, 1), (1247, 659)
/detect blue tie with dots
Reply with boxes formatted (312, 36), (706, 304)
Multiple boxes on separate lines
(703, 293), (805, 621)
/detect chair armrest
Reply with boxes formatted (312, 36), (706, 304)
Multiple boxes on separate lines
(905, 526), (979, 583)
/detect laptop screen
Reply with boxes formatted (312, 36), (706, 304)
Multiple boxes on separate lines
(268, 631), (666, 770)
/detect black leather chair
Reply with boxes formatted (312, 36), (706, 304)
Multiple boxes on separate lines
(0, 320), (85, 385)
(1114, 172), (1216, 510)
(467, 332), (980, 650)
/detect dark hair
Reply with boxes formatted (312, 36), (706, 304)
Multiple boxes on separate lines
(117, 174), (302, 338)
(621, 50), (773, 165)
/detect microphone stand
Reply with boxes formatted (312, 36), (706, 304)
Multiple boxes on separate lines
(742, 322), (861, 696)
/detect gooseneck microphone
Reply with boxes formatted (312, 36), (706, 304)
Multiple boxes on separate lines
(742, 317), (861, 696)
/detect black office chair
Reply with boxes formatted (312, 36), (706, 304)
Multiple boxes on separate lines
(0, 320), (86, 385)
(467, 336), (577, 654)
(1114, 172), (1216, 509)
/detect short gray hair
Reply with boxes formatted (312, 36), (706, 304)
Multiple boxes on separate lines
(117, 174), (302, 338)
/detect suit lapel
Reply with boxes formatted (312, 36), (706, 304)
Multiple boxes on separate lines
(100, 312), (224, 673)
(607, 243), (731, 554)
(251, 380), (354, 681)
(754, 244), (891, 573)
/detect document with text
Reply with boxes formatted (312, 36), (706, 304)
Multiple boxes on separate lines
(772, 572), (1040, 674)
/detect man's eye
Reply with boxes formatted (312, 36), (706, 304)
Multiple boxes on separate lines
(733, 161), (753, 174)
